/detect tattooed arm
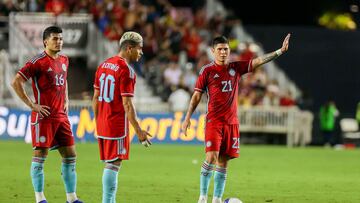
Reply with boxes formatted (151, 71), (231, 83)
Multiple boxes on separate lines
(252, 33), (291, 69)
(181, 91), (203, 136)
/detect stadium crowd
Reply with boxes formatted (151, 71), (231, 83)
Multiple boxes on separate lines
(0, 0), (297, 111)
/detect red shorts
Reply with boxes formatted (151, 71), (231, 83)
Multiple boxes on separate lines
(98, 136), (130, 162)
(205, 122), (240, 158)
(31, 118), (74, 150)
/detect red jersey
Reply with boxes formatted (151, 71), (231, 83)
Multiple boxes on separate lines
(195, 60), (253, 124)
(94, 56), (136, 139)
(18, 51), (69, 122)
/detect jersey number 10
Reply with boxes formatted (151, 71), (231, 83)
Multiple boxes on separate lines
(99, 73), (115, 103)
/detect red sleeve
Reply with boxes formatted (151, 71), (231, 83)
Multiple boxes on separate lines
(231, 60), (253, 76)
(120, 67), (136, 97)
(93, 68), (100, 90)
(194, 70), (207, 93)
(64, 56), (69, 77)
(18, 62), (36, 81)
(66, 56), (69, 71)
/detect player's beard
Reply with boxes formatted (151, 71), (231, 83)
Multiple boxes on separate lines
(50, 45), (62, 53)
(54, 43), (63, 52)
(218, 56), (227, 64)
(53, 49), (61, 53)
(135, 54), (141, 62)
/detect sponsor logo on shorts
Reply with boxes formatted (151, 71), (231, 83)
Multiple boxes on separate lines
(39, 136), (46, 143)
(206, 141), (212, 147)
(120, 149), (127, 155)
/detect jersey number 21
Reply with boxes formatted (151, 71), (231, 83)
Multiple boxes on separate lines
(221, 80), (233, 92)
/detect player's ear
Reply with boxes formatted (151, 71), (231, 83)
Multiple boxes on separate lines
(126, 45), (132, 53)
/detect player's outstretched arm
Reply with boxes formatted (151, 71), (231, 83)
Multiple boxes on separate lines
(181, 91), (202, 136)
(251, 33), (290, 69)
(123, 96), (152, 147)
(11, 73), (50, 117)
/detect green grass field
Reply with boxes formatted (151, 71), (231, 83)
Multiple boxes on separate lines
(1, 141), (360, 203)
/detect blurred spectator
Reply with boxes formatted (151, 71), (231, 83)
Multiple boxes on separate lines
(193, 8), (206, 29)
(123, 0), (145, 31)
(183, 27), (201, 63)
(181, 63), (197, 91)
(252, 67), (267, 87)
(103, 21), (123, 41)
(45, 0), (67, 15)
(146, 5), (160, 23)
(196, 51), (211, 72)
(208, 11), (224, 34)
(111, 0), (126, 26)
(97, 9), (110, 33)
(81, 91), (91, 100)
(72, 0), (89, 13)
(0, 0), (20, 16)
(238, 76), (252, 96)
(163, 62), (182, 87)
(239, 91), (258, 108)
(168, 84), (190, 112)
(251, 67), (267, 101)
(142, 23), (158, 61)
(280, 89), (296, 107)
(319, 101), (339, 146)
(162, 24), (183, 61)
(26, 0), (45, 12)
(263, 83), (280, 106)
(90, 1), (103, 21)
(161, 62), (182, 101)
(239, 42), (256, 61)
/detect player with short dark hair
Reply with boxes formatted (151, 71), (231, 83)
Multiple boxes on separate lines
(182, 34), (291, 203)
(92, 31), (152, 203)
(11, 25), (83, 203)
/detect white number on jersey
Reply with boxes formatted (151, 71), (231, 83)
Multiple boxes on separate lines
(221, 80), (233, 92)
(232, 137), (240, 149)
(55, 74), (65, 86)
(98, 73), (115, 103)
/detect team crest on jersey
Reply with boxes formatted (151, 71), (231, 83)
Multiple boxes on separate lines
(206, 141), (212, 147)
(62, 64), (67, 72)
(39, 136), (46, 143)
(229, 69), (235, 76)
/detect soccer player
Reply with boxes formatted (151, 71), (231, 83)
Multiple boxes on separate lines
(182, 34), (291, 203)
(11, 26), (83, 203)
(92, 31), (152, 203)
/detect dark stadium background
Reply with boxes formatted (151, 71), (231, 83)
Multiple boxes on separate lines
(167, 0), (360, 117)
